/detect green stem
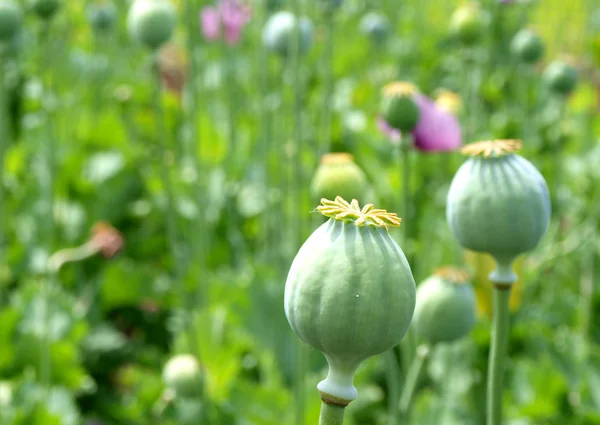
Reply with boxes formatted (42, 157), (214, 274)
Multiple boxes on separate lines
(386, 349), (401, 425)
(487, 286), (512, 425)
(39, 21), (55, 391)
(183, 0), (206, 364)
(257, 2), (272, 261)
(290, 6), (306, 425)
(578, 246), (594, 335)
(319, 402), (345, 425)
(151, 56), (195, 352)
(401, 137), (414, 268)
(320, 10), (335, 157)
(152, 57), (180, 278)
(399, 344), (429, 416)
(0, 62), (6, 267)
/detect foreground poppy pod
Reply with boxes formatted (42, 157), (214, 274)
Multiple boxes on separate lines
(446, 140), (550, 425)
(446, 140), (550, 283)
(285, 197), (416, 424)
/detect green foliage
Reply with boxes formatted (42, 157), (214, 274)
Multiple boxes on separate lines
(0, 0), (598, 424)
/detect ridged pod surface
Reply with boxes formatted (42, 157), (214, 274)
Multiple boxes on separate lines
(413, 267), (476, 344)
(127, 0), (177, 50)
(285, 197), (415, 405)
(310, 153), (372, 205)
(447, 140), (550, 275)
(0, 1), (22, 41)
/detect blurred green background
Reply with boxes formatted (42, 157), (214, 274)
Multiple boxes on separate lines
(0, 0), (599, 424)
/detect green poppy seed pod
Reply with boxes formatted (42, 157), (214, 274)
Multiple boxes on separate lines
(0, 1), (22, 41)
(127, 0), (177, 50)
(359, 12), (389, 44)
(446, 140), (551, 283)
(319, 0), (343, 11)
(162, 354), (202, 398)
(510, 29), (544, 64)
(310, 153), (372, 204)
(543, 60), (578, 95)
(380, 82), (420, 133)
(262, 11), (313, 57)
(413, 267), (476, 344)
(449, 2), (489, 45)
(87, 1), (117, 33)
(285, 197), (416, 406)
(29, 0), (61, 20)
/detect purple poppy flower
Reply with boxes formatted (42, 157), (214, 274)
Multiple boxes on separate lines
(378, 94), (462, 152)
(200, 0), (251, 45)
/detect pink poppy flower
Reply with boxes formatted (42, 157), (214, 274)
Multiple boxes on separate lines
(378, 94), (462, 152)
(200, 0), (251, 45)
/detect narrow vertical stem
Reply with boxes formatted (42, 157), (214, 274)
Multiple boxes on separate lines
(0, 62), (6, 266)
(290, 4), (306, 424)
(399, 344), (430, 416)
(257, 2), (272, 260)
(291, 0), (304, 249)
(183, 0), (205, 369)
(152, 57), (180, 279)
(487, 286), (511, 425)
(401, 138), (414, 267)
(552, 97), (566, 217)
(39, 21), (55, 391)
(578, 246), (595, 335)
(151, 56), (196, 354)
(386, 349), (401, 425)
(320, 11), (335, 157)
(226, 46), (238, 159)
(319, 402), (345, 425)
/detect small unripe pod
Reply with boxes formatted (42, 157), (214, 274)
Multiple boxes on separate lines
(449, 3), (489, 45)
(319, 0), (343, 11)
(285, 197), (415, 406)
(127, 0), (177, 50)
(310, 153), (372, 204)
(446, 140), (550, 281)
(29, 0), (61, 20)
(0, 1), (22, 41)
(543, 61), (578, 95)
(413, 267), (476, 344)
(87, 1), (117, 33)
(262, 11), (313, 57)
(359, 12), (389, 44)
(510, 29), (544, 64)
(380, 82), (420, 133)
(162, 354), (202, 398)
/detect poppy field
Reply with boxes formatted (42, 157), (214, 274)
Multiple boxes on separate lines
(0, 0), (599, 424)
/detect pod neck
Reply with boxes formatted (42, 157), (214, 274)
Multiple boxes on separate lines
(489, 259), (517, 289)
(317, 357), (359, 407)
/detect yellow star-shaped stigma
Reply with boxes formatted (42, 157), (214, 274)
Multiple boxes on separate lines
(317, 197), (402, 229)
(460, 139), (522, 158)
